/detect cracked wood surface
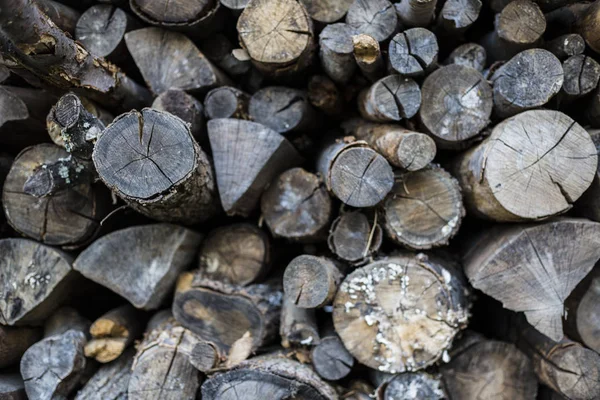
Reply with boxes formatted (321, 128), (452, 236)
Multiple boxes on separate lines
(395, 0), (437, 28)
(283, 255), (342, 309)
(319, 23), (356, 84)
(359, 75), (421, 122)
(345, 0), (396, 43)
(328, 209), (382, 264)
(388, 28), (438, 77)
(75, 347), (134, 400)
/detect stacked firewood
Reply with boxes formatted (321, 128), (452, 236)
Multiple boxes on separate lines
(1, 0), (600, 399)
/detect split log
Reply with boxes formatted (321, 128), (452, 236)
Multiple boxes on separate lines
(261, 167), (332, 243)
(444, 42), (486, 72)
(207, 118), (302, 216)
(280, 296), (319, 348)
(36, 0), (81, 36)
(20, 329), (87, 400)
(388, 29), (438, 77)
(440, 337), (538, 400)
(198, 223), (270, 286)
(0, 238), (76, 325)
(249, 86), (317, 135)
(394, 0), (436, 28)
(173, 271), (282, 353)
(454, 110), (596, 221)
(201, 355), (338, 400)
(382, 165), (464, 250)
(317, 138), (394, 208)
(463, 218), (600, 341)
(283, 255), (342, 309)
(307, 75), (344, 116)
(200, 33), (252, 77)
(342, 119), (436, 170)
(481, 0), (546, 62)
(128, 318), (201, 400)
(345, 0), (397, 43)
(419, 64), (492, 149)
(75, 347), (134, 400)
(93, 108), (219, 223)
(125, 28), (230, 96)
(151, 89), (205, 141)
(0, 374), (26, 400)
(300, 0), (354, 23)
(0, 325), (41, 368)
(319, 23), (357, 84)
(375, 372), (446, 400)
(358, 75), (421, 122)
(84, 304), (144, 363)
(517, 321), (600, 400)
(129, 0), (223, 39)
(44, 307), (90, 338)
(328, 210), (382, 264)
(490, 49), (563, 118)
(74, 224), (202, 310)
(352, 34), (384, 82)
(545, 33), (586, 59)
(561, 54), (600, 101)
(237, 0), (315, 78)
(0, 0), (152, 111)
(333, 253), (470, 373)
(436, 0), (482, 34)
(311, 333), (353, 381)
(0, 86), (57, 151)
(204, 86), (250, 120)
(566, 275), (600, 354)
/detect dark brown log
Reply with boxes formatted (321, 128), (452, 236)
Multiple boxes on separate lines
(382, 165), (464, 250)
(129, 0), (223, 39)
(300, 0), (353, 23)
(200, 34), (251, 77)
(564, 271), (600, 354)
(125, 28), (230, 96)
(333, 253), (470, 373)
(237, 0), (315, 78)
(20, 329), (87, 400)
(207, 118), (302, 216)
(343, 380), (374, 400)
(93, 108), (219, 223)
(44, 307), (91, 338)
(151, 89), (205, 141)
(84, 304), (144, 363)
(490, 49), (563, 118)
(280, 296), (319, 348)
(419, 64), (492, 149)
(0, 238), (76, 325)
(342, 119), (436, 170)
(307, 75), (344, 116)
(444, 42), (486, 72)
(283, 255), (342, 309)
(317, 138), (394, 208)
(394, 0), (436, 28)
(464, 218), (600, 341)
(204, 86), (249, 120)
(0, 374), (26, 400)
(75, 347), (134, 400)
(128, 317), (201, 400)
(481, 0), (546, 62)
(173, 271), (282, 353)
(388, 29), (438, 77)
(0, 325), (41, 368)
(436, 0), (482, 33)
(345, 0), (397, 43)
(517, 320), (600, 400)
(575, 1), (600, 53)
(198, 223), (270, 286)
(311, 334), (353, 381)
(0, 0), (151, 111)
(352, 34), (385, 82)
(375, 372), (446, 400)
(261, 167), (332, 243)
(328, 209), (382, 264)
(74, 224), (202, 310)
(37, 0), (81, 35)
(358, 75), (421, 123)
(201, 355), (338, 400)
(319, 23), (356, 84)
(441, 337), (538, 400)
(545, 33), (586, 59)
(560, 54), (600, 101)
(454, 110), (596, 221)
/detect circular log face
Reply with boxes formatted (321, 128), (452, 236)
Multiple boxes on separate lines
(93, 108), (196, 200)
(300, 0), (353, 23)
(333, 256), (469, 373)
(132, 0), (212, 23)
(485, 110), (596, 220)
(345, 0), (397, 42)
(497, 0), (545, 44)
(75, 5), (128, 57)
(237, 0), (312, 65)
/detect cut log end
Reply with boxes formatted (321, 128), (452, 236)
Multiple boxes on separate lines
(284, 255), (341, 309)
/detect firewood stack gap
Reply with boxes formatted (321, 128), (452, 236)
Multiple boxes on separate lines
(2, 0), (600, 399)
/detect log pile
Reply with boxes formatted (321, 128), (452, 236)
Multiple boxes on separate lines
(2, 0), (600, 399)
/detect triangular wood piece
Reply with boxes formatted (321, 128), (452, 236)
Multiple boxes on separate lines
(207, 118), (302, 217)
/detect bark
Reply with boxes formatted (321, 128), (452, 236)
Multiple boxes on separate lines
(0, 325), (41, 368)
(280, 297), (319, 348)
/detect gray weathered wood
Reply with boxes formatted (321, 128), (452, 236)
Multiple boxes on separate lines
(388, 29), (438, 77)
(376, 372), (446, 400)
(284, 255), (342, 309)
(307, 75), (344, 116)
(561, 54), (600, 100)
(352, 34), (385, 82)
(328, 210), (382, 264)
(280, 297), (319, 348)
(200, 33), (252, 77)
(75, 347), (134, 400)
(345, 0), (397, 42)
(152, 89), (205, 141)
(300, 0), (353, 23)
(311, 334), (354, 381)
(0, 325), (41, 368)
(437, 0), (482, 33)
(545, 33), (586, 59)
(204, 86), (250, 120)
(443, 43), (486, 72)
(319, 23), (357, 84)
(395, 0), (437, 28)
(359, 75), (421, 122)
(0, 374), (26, 400)
(44, 307), (90, 338)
